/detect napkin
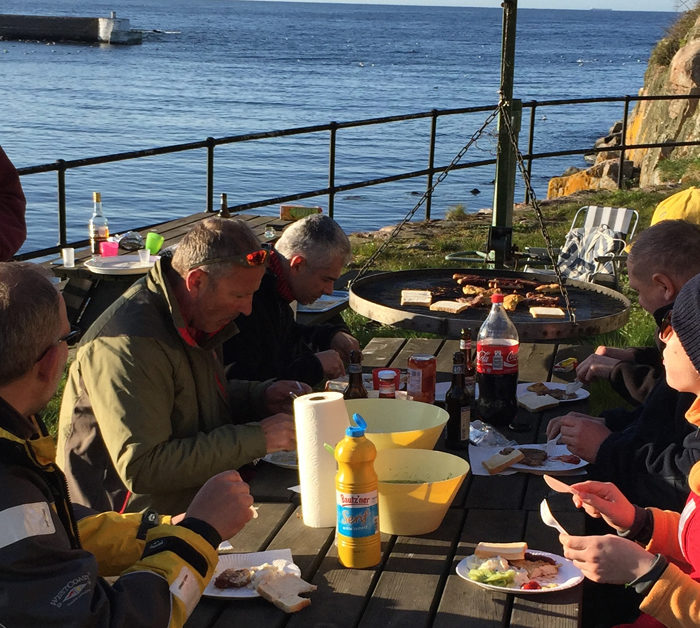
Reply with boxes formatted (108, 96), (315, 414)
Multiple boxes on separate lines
(293, 392), (349, 527)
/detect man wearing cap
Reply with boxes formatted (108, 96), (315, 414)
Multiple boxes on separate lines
(0, 261), (255, 627)
(58, 218), (307, 515)
(223, 213), (360, 386)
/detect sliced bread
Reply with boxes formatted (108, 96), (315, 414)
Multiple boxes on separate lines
(481, 448), (525, 475)
(255, 572), (317, 613)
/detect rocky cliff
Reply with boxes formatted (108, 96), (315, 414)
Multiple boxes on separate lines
(548, 11), (700, 198)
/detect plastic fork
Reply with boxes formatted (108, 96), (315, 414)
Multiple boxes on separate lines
(539, 498), (568, 535)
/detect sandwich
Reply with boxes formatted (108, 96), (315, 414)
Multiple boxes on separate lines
(481, 448), (525, 475)
(256, 572), (317, 613)
(474, 541), (528, 561)
(429, 300), (471, 314)
(529, 306), (566, 319)
(400, 289), (433, 307)
(517, 392), (559, 412)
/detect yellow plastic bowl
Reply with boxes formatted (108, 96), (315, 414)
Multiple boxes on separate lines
(374, 448), (469, 535)
(344, 398), (448, 451)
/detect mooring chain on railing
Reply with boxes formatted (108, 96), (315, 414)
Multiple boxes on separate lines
(349, 105), (502, 287)
(497, 100), (576, 324)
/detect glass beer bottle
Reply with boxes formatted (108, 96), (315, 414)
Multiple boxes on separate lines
(88, 191), (109, 255)
(445, 351), (470, 450)
(344, 350), (368, 399)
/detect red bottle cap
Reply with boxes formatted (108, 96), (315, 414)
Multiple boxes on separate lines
(491, 292), (504, 303)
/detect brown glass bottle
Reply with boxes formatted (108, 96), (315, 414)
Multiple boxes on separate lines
(343, 350), (368, 399)
(445, 351), (470, 450)
(460, 328), (476, 400)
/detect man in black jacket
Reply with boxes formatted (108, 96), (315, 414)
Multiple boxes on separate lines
(223, 214), (360, 386)
(547, 219), (700, 511)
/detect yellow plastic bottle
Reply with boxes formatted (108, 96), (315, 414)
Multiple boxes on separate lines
(335, 413), (381, 568)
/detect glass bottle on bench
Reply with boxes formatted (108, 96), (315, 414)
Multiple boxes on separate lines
(344, 350), (367, 399)
(88, 191), (109, 255)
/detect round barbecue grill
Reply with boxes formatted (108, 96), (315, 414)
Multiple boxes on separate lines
(349, 268), (631, 341)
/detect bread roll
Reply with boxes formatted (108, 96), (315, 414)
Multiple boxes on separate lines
(474, 541), (528, 561)
(481, 448), (525, 475)
(400, 289), (432, 307)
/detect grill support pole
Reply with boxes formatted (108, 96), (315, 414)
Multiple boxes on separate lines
(491, 0), (518, 268)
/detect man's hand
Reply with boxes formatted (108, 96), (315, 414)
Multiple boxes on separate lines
(264, 380), (312, 413)
(559, 533), (655, 584)
(185, 470), (255, 540)
(568, 480), (637, 531)
(316, 349), (346, 378)
(260, 413), (296, 453)
(545, 412), (611, 462)
(576, 346), (635, 383)
(330, 331), (361, 364)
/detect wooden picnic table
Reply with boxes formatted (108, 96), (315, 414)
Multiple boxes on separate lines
(50, 212), (340, 330)
(185, 337), (595, 628)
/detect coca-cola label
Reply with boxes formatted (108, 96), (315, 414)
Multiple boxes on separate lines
(476, 341), (519, 374)
(336, 490), (379, 538)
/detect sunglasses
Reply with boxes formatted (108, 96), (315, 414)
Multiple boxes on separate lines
(36, 325), (82, 362)
(187, 245), (270, 272)
(659, 309), (673, 342)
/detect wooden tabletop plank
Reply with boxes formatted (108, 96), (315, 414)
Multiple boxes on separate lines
(286, 534), (392, 628)
(435, 339), (460, 378)
(519, 342), (558, 384)
(434, 508), (527, 627)
(361, 337), (407, 369)
(360, 509), (464, 627)
(507, 511), (583, 628)
(390, 338), (444, 370)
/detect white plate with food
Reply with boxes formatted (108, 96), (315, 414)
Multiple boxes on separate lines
(456, 549), (583, 594)
(204, 549), (300, 598)
(262, 451), (298, 469)
(84, 254), (159, 275)
(517, 382), (589, 403)
(470, 443), (587, 476)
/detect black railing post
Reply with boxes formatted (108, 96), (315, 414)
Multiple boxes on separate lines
(525, 101), (537, 204)
(617, 96), (631, 189)
(206, 137), (215, 212)
(328, 122), (337, 219)
(56, 159), (67, 246)
(426, 109), (438, 221)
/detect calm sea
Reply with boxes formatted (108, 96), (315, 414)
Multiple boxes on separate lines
(0, 0), (676, 253)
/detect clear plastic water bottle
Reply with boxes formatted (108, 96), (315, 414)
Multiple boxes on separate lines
(335, 413), (381, 568)
(476, 292), (519, 427)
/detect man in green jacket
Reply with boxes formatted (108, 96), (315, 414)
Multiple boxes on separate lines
(0, 261), (255, 627)
(58, 218), (306, 514)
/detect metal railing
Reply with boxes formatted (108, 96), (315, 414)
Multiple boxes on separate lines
(15, 93), (700, 261)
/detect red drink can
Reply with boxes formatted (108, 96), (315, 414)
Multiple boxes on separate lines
(407, 354), (437, 404)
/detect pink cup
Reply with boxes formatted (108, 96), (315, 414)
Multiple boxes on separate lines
(100, 241), (119, 257)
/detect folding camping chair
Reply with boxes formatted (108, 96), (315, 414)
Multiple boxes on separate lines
(519, 205), (639, 288)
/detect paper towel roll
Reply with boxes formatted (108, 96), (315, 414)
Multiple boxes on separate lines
(294, 391), (349, 527)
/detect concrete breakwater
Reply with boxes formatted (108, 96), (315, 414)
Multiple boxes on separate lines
(0, 12), (141, 45)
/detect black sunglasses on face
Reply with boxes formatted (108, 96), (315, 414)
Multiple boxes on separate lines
(36, 325), (82, 362)
(187, 244), (271, 272)
(659, 310), (673, 341)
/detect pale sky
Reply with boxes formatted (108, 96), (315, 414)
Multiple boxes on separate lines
(261, 0), (681, 13)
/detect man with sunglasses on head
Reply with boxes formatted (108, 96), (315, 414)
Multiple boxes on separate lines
(223, 213), (360, 386)
(547, 219), (700, 512)
(58, 218), (307, 515)
(0, 262), (256, 627)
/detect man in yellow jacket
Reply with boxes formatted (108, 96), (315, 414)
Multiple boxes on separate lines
(0, 262), (255, 627)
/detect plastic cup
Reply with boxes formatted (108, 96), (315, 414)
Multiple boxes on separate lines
(145, 232), (164, 255)
(138, 248), (151, 265)
(99, 241), (119, 257)
(61, 247), (75, 267)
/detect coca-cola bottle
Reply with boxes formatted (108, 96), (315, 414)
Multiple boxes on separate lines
(476, 292), (519, 427)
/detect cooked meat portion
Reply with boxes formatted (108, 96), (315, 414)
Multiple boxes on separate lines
(215, 567), (253, 589)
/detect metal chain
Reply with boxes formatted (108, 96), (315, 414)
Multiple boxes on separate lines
(497, 101), (576, 323)
(350, 105), (501, 286)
